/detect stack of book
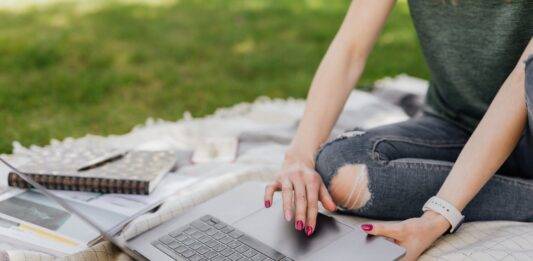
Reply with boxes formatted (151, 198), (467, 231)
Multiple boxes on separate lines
(0, 136), (240, 256)
(0, 142), (189, 255)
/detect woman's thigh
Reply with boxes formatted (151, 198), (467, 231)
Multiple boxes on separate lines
(315, 114), (533, 221)
(315, 114), (469, 190)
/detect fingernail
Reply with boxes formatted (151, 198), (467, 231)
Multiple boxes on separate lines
(264, 200), (271, 208)
(361, 224), (373, 232)
(285, 210), (292, 221)
(305, 226), (314, 236)
(295, 220), (304, 231)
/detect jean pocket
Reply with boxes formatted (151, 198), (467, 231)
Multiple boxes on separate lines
(388, 158), (454, 171)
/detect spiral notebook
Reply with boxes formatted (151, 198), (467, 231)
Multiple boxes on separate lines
(7, 150), (178, 195)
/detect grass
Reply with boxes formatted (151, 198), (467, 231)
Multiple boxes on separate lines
(0, 0), (429, 154)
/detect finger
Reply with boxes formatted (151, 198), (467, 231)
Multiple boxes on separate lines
(290, 173), (307, 231)
(281, 179), (294, 222)
(264, 181), (281, 208)
(361, 222), (403, 240)
(304, 176), (320, 236)
(318, 182), (337, 212)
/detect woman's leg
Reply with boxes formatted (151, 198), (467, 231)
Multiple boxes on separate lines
(315, 113), (533, 221)
(315, 114), (469, 219)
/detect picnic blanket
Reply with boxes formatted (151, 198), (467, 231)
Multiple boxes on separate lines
(1, 75), (532, 261)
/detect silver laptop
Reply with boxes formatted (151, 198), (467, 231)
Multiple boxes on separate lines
(1, 158), (405, 260)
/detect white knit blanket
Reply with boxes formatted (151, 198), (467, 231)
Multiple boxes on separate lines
(2, 75), (532, 261)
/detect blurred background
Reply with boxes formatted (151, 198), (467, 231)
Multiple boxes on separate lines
(0, 0), (429, 154)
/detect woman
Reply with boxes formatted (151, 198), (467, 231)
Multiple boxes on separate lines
(263, 1), (533, 260)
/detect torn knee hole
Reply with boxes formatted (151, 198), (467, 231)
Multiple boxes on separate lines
(329, 164), (371, 210)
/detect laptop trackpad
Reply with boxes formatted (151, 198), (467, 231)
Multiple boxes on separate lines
(233, 206), (352, 259)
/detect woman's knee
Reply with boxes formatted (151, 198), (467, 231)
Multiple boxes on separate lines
(328, 164), (371, 210)
(315, 135), (373, 210)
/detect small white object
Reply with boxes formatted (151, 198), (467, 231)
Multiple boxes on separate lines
(422, 196), (465, 233)
(191, 137), (239, 164)
(374, 74), (429, 97)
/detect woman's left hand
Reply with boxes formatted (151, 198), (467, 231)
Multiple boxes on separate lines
(360, 212), (451, 261)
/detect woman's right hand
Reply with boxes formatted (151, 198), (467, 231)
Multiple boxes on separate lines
(263, 156), (337, 236)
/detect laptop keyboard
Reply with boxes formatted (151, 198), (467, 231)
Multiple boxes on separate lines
(152, 215), (293, 261)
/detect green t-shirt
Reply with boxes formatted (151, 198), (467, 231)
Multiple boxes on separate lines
(408, 0), (532, 131)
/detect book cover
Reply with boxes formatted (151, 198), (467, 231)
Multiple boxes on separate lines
(8, 151), (177, 195)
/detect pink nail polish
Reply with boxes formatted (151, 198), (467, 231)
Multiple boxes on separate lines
(361, 224), (373, 232)
(295, 220), (304, 231)
(264, 200), (271, 208)
(305, 226), (314, 236)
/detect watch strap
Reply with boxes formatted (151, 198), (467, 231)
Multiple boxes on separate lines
(422, 196), (465, 233)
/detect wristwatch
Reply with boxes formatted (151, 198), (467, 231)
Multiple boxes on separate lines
(422, 196), (465, 234)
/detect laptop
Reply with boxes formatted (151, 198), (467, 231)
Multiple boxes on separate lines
(1, 157), (405, 260)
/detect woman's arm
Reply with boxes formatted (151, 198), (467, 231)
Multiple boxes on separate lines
(265, 0), (397, 235)
(437, 39), (533, 211)
(365, 39), (533, 260)
(287, 0), (396, 165)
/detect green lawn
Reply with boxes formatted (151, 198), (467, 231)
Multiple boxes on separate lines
(0, 0), (429, 154)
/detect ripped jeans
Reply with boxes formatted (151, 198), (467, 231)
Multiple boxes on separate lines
(315, 57), (533, 222)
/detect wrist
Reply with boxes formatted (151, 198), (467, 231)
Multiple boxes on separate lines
(284, 146), (316, 168)
(421, 211), (451, 235)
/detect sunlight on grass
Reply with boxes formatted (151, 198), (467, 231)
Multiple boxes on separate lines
(0, 0), (428, 153)
(0, 0), (176, 11)
(233, 38), (256, 54)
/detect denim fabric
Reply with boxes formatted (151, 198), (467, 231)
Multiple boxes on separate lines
(315, 59), (533, 222)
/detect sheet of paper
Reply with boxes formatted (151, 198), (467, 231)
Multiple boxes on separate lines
(0, 224), (85, 256)
(0, 191), (126, 243)
(0, 191), (121, 256)
(87, 174), (198, 216)
(54, 172), (198, 216)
